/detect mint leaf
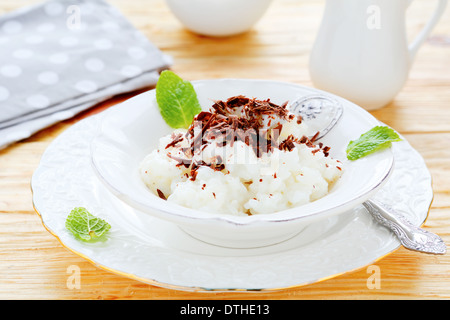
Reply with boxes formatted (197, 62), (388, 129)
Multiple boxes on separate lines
(156, 70), (202, 129)
(346, 126), (402, 160)
(65, 207), (111, 242)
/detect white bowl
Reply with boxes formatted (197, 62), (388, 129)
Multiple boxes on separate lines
(90, 79), (394, 248)
(165, 0), (274, 37)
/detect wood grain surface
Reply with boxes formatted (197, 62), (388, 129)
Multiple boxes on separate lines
(1, 0), (449, 300)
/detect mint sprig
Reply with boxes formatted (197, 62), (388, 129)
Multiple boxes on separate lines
(156, 70), (202, 129)
(346, 126), (402, 160)
(65, 207), (111, 242)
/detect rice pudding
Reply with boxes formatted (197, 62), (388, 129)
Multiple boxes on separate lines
(140, 95), (343, 216)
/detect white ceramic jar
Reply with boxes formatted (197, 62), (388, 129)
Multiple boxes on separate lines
(309, 0), (448, 110)
(165, 0), (274, 37)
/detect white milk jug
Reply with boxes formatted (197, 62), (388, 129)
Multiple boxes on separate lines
(309, 0), (448, 110)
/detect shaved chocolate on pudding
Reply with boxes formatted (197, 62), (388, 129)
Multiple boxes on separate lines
(140, 95), (343, 216)
(164, 96), (329, 180)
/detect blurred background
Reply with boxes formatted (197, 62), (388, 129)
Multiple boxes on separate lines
(0, 0), (449, 299)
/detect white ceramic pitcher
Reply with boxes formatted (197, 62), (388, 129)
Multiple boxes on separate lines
(309, 0), (448, 110)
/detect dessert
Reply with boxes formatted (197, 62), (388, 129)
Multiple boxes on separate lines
(140, 95), (343, 216)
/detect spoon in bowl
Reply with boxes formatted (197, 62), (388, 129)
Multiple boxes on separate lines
(289, 94), (343, 140)
(290, 94), (446, 255)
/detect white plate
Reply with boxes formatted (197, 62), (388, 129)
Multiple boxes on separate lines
(90, 80), (394, 248)
(31, 104), (433, 291)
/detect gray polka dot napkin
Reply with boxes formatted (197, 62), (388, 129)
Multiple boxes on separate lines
(0, 0), (172, 149)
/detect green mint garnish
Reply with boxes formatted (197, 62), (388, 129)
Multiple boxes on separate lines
(346, 126), (402, 160)
(156, 70), (202, 129)
(65, 207), (111, 242)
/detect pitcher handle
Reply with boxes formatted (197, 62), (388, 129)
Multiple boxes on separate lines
(408, 0), (448, 59)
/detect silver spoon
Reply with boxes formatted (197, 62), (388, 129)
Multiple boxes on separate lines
(290, 94), (446, 255)
(289, 94), (343, 140)
(363, 199), (446, 254)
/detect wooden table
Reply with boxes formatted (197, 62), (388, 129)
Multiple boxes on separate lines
(1, 0), (449, 300)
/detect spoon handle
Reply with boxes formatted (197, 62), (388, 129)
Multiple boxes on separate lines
(363, 199), (446, 254)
